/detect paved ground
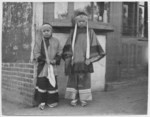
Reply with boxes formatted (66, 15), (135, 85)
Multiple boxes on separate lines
(2, 77), (148, 116)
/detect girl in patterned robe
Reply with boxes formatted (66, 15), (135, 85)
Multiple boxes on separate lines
(34, 23), (62, 110)
(62, 11), (105, 106)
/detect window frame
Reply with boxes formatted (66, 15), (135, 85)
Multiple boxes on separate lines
(43, 2), (113, 31)
(53, 2), (73, 22)
(122, 2), (138, 37)
(122, 2), (148, 38)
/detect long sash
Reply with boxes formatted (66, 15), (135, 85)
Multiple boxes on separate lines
(42, 38), (56, 87)
(72, 22), (90, 60)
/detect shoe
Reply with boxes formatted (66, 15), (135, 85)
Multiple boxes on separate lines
(38, 103), (45, 110)
(70, 99), (78, 106)
(80, 100), (87, 107)
(48, 102), (58, 108)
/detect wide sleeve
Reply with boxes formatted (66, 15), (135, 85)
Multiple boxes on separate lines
(33, 38), (45, 62)
(54, 39), (62, 65)
(62, 29), (73, 60)
(90, 29), (105, 60)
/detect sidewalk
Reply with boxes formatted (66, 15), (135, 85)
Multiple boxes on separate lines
(2, 77), (148, 116)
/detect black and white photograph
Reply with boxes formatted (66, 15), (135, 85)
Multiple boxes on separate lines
(1, 0), (149, 116)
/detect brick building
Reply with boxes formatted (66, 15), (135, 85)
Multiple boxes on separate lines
(2, 2), (148, 106)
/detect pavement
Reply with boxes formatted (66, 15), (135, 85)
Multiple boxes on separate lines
(2, 76), (148, 116)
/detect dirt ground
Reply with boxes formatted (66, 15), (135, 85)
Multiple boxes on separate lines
(2, 77), (148, 116)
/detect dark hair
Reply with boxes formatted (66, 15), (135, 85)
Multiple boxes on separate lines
(42, 23), (53, 27)
(71, 11), (88, 26)
(41, 23), (53, 33)
(75, 11), (88, 17)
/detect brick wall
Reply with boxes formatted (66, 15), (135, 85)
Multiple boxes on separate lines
(2, 62), (68, 106)
(2, 63), (35, 106)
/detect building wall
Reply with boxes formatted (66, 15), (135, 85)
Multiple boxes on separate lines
(120, 39), (148, 80)
(2, 63), (35, 106)
(91, 35), (106, 91)
(105, 2), (122, 82)
(106, 2), (148, 82)
(2, 3), (33, 62)
(2, 2), (35, 106)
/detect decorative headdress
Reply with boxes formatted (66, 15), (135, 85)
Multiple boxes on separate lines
(41, 23), (53, 31)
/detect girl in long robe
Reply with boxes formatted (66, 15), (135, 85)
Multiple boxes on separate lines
(34, 23), (62, 110)
(62, 11), (105, 107)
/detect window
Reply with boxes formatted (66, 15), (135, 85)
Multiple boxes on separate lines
(44, 2), (112, 29)
(54, 2), (68, 19)
(138, 2), (145, 37)
(93, 2), (109, 23)
(74, 2), (92, 20)
(122, 2), (148, 37)
(138, 2), (148, 38)
(74, 2), (109, 23)
(122, 2), (137, 36)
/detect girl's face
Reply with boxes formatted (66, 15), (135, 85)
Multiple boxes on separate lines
(77, 20), (87, 28)
(75, 14), (88, 28)
(42, 24), (52, 38)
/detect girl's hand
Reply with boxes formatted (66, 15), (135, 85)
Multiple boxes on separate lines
(46, 60), (50, 64)
(85, 59), (91, 65)
(50, 59), (56, 65)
